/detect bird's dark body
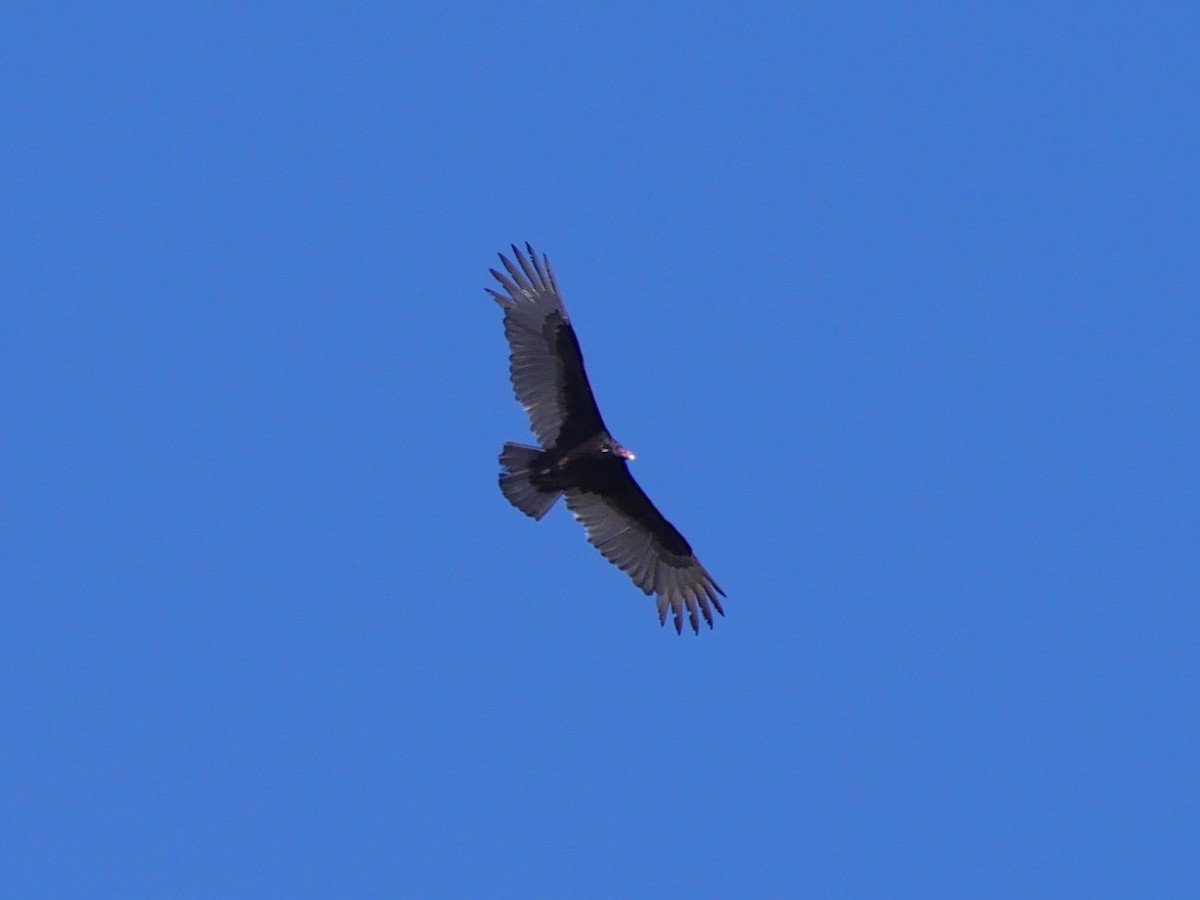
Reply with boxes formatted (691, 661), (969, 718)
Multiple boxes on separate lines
(527, 440), (694, 560)
(489, 243), (723, 633)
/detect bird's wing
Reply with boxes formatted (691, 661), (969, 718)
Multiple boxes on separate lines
(488, 244), (607, 449)
(564, 465), (725, 634)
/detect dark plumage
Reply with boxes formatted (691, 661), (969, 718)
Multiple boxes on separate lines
(489, 244), (725, 634)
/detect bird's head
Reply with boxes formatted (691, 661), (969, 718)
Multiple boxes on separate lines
(603, 436), (636, 461)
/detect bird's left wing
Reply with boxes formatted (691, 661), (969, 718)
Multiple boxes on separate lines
(487, 244), (607, 448)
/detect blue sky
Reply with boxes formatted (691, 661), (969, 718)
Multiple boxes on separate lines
(3, 3), (1197, 896)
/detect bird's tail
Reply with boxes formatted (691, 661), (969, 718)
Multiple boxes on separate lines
(499, 442), (561, 520)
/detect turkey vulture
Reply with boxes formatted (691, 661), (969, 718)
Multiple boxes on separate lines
(489, 244), (725, 634)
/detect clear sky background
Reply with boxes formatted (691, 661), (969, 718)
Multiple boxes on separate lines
(3, 3), (1197, 897)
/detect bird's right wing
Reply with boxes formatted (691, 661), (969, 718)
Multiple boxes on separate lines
(488, 244), (607, 448)
(564, 465), (725, 634)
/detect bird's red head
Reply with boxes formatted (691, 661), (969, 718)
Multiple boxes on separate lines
(600, 435), (636, 461)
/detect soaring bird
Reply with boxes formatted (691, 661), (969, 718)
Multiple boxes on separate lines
(490, 244), (725, 634)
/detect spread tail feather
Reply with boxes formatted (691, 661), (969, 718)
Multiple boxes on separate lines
(499, 442), (561, 520)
